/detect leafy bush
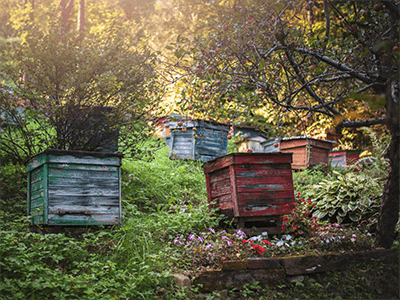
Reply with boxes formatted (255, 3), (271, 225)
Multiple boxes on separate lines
(282, 193), (320, 237)
(308, 171), (383, 226)
(0, 163), (27, 227)
(0, 220), (174, 300)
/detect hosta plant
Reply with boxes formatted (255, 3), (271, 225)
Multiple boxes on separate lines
(309, 171), (382, 226)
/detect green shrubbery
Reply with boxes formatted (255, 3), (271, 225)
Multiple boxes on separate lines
(0, 143), (221, 299)
(0, 132), (397, 299)
(309, 171), (382, 225)
(0, 163), (27, 227)
(295, 128), (390, 231)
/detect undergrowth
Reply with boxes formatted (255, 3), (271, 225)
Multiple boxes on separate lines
(0, 139), (398, 299)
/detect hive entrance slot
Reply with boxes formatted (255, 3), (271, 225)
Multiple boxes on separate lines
(243, 219), (278, 229)
(235, 216), (282, 237)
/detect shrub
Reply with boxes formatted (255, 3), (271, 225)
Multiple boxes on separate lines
(281, 193), (320, 237)
(0, 163), (27, 227)
(308, 171), (383, 226)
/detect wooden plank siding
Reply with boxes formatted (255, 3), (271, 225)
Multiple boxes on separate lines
(329, 150), (361, 168)
(169, 119), (230, 162)
(26, 149), (123, 226)
(203, 153), (295, 220)
(264, 137), (336, 169)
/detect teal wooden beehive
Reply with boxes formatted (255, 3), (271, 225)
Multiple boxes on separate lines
(26, 149), (123, 226)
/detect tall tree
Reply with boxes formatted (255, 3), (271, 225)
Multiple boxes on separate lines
(171, 0), (399, 248)
(77, 0), (84, 32)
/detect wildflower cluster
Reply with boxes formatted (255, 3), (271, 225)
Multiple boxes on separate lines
(171, 228), (254, 270)
(281, 192), (319, 237)
(242, 232), (274, 256)
(171, 224), (375, 273)
(309, 223), (374, 252)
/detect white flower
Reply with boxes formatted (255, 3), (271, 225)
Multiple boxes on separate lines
(262, 231), (268, 236)
(283, 234), (292, 241)
(276, 240), (284, 247)
(326, 239), (330, 244)
(350, 237), (356, 243)
(249, 236), (262, 242)
(291, 241), (296, 246)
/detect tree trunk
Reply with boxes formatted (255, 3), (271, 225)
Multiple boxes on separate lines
(60, 0), (74, 30)
(374, 81), (400, 249)
(77, 0), (85, 32)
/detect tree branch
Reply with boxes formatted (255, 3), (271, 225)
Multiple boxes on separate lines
(339, 117), (387, 128)
(295, 47), (373, 84)
(323, 0), (330, 42)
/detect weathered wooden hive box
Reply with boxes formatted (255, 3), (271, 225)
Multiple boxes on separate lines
(168, 119), (230, 162)
(26, 149), (123, 226)
(236, 135), (268, 153)
(263, 137), (336, 169)
(233, 125), (264, 138)
(329, 150), (361, 168)
(203, 153), (295, 235)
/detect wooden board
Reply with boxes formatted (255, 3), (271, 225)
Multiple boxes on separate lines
(27, 150), (122, 226)
(203, 153), (295, 224)
(278, 137), (335, 169)
(169, 119), (230, 162)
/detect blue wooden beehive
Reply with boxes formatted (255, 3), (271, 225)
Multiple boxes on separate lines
(168, 119), (230, 162)
(233, 125), (264, 138)
(26, 149), (123, 226)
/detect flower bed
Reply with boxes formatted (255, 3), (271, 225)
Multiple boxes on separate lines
(169, 193), (377, 279)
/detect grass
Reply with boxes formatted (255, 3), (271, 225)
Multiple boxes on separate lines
(0, 142), (399, 299)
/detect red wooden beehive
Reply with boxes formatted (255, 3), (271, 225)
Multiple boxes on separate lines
(329, 150), (361, 168)
(203, 153), (295, 235)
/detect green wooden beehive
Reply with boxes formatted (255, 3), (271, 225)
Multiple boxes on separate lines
(26, 149), (123, 226)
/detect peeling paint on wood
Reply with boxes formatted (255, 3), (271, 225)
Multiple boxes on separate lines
(168, 119), (230, 162)
(203, 153), (295, 223)
(262, 137), (335, 169)
(329, 150), (361, 168)
(26, 149), (123, 226)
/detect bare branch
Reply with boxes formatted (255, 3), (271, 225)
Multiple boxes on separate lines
(295, 47), (373, 84)
(323, 0), (330, 43)
(339, 117), (387, 128)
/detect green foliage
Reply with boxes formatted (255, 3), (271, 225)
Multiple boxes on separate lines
(0, 22), (163, 163)
(0, 222), (174, 300)
(282, 194), (319, 237)
(308, 171), (382, 226)
(122, 145), (207, 211)
(0, 163), (27, 227)
(293, 168), (330, 196)
(302, 128), (389, 228)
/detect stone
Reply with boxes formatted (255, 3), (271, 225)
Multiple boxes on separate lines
(172, 274), (191, 288)
(247, 257), (281, 270)
(286, 275), (305, 283)
(222, 260), (248, 271)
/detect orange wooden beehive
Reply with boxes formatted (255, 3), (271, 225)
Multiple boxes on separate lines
(264, 137), (336, 169)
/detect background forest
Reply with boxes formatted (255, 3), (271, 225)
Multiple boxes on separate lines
(0, 0), (399, 299)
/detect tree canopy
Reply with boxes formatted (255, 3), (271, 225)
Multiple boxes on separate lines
(166, 0), (399, 248)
